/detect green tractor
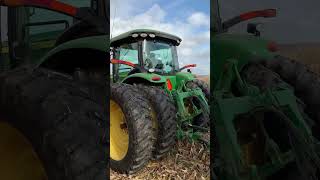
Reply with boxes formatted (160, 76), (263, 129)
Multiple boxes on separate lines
(109, 29), (210, 173)
(0, 1), (107, 179)
(212, 0), (320, 179)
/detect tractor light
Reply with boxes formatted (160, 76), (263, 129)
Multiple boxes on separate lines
(152, 76), (161, 81)
(267, 41), (278, 52)
(149, 34), (156, 38)
(148, 68), (155, 73)
(132, 33), (139, 38)
(140, 33), (148, 38)
(166, 79), (173, 91)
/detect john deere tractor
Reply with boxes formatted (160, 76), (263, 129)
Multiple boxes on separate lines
(109, 29), (209, 173)
(0, 1), (107, 179)
(212, 0), (320, 179)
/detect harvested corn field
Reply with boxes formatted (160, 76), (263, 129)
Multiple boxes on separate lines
(110, 137), (210, 180)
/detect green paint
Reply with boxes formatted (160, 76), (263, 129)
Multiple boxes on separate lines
(122, 73), (166, 84)
(0, 0), (107, 72)
(212, 1), (319, 179)
(36, 35), (108, 66)
(212, 33), (276, 87)
(111, 29), (209, 142)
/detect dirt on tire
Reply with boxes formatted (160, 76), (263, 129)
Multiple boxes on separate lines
(186, 79), (210, 127)
(241, 59), (320, 180)
(136, 85), (177, 160)
(187, 79), (210, 102)
(0, 67), (107, 180)
(110, 83), (153, 174)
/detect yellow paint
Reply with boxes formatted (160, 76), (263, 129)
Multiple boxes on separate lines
(110, 100), (129, 161)
(0, 122), (47, 180)
(1, 47), (9, 54)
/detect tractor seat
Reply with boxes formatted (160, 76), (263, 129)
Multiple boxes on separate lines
(55, 15), (108, 46)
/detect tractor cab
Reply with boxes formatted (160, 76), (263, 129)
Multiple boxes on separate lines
(0, 0), (108, 73)
(110, 29), (195, 82)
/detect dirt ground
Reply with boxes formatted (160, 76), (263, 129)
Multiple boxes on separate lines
(196, 75), (210, 85)
(279, 43), (320, 74)
(110, 136), (210, 180)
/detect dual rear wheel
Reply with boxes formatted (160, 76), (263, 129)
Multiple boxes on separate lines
(110, 80), (210, 174)
(110, 83), (177, 174)
(0, 68), (106, 180)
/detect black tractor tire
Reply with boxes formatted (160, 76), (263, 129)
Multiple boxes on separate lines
(186, 79), (210, 102)
(263, 56), (320, 139)
(241, 57), (320, 180)
(110, 83), (153, 174)
(0, 67), (106, 180)
(186, 79), (210, 127)
(136, 85), (177, 160)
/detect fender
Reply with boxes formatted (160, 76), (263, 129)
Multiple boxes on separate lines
(122, 73), (166, 84)
(36, 35), (108, 66)
(175, 72), (196, 85)
(212, 33), (277, 86)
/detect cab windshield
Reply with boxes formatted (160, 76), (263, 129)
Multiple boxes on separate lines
(142, 39), (179, 74)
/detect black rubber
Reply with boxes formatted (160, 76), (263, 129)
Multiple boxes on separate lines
(110, 83), (153, 174)
(241, 60), (320, 180)
(136, 85), (177, 160)
(0, 67), (107, 180)
(263, 56), (320, 139)
(186, 79), (210, 127)
(186, 79), (210, 102)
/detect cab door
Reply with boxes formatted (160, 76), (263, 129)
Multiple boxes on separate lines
(7, 0), (92, 66)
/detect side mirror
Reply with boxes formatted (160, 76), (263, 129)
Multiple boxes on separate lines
(247, 23), (263, 36)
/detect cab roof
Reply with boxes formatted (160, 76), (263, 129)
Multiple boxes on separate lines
(110, 29), (182, 46)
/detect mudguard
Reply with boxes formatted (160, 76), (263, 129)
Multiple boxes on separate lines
(122, 73), (166, 84)
(212, 33), (277, 86)
(175, 72), (196, 85)
(36, 35), (108, 66)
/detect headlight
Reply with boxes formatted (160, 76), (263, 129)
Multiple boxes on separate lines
(149, 34), (156, 38)
(132, 33), (139, 38)
(140, 33), (148, 38)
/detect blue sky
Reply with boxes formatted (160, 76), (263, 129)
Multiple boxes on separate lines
(110, 0), (210, 75)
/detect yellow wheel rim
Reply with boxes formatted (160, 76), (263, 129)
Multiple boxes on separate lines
(110, 100), (129, 161)
(0, 122), (47, 180)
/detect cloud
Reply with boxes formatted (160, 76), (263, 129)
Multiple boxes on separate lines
(110, 0), (157, 18)
(111, 2), (210, 75)
(188, 12), (210, 27)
